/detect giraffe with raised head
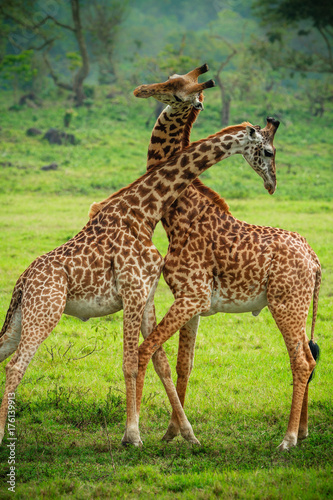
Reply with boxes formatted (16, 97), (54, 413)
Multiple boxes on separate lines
(133, 68), (320, 451)
(0, 83), (277, 447)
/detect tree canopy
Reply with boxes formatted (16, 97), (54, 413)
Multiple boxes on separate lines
(0, 0), (330, 118)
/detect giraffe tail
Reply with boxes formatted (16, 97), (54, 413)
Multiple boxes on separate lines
(308, 266), (321, 383)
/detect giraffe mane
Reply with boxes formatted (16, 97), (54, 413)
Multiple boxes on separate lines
(181, 94), (203, 149)
(88, 201), (104, 219)
(189, 122), (252, 149)
(192, 178), (231, 214)
(88, 171), (155, 219)
(179, 100), (236, 215)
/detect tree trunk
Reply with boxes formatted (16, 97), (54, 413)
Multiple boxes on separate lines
(71, 0), (89, 106)
(221, 92), (231, 127)
(216, 76), (231, 127)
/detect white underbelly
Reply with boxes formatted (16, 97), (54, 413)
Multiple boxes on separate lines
(64, 295), (123, 320)
(201, 289), (268, 316)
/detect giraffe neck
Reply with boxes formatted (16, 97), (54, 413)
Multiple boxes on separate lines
(147, 104), (195, 170)
(108, 126), (247, 236)
(146, 99), (209, 234)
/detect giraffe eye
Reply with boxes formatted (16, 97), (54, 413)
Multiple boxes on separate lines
(173, 95), (183, 103)
(264, 150), (273, 157)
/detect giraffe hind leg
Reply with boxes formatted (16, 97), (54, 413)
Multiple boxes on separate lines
(298, 384), (309, 441)
(278, 333), (315, 451)
(0, 275), (67, 445)
(268, 289), (316, 451)
(0, 326), (54, 445)
(298, 340), (320, 441)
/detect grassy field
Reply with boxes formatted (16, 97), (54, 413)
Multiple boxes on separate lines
(0, 91), (332, 498)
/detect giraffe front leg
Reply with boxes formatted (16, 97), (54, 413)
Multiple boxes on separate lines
(140, 297), (180, 433)
(140, 300), (187, 442)
(162, 315), (200, 442)
(137, 296), (209, 445)
(121, 291), (147, 447)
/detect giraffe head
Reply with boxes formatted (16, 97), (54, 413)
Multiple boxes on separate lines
(133, 64), (215, 110)
(241, 117), (280, 194)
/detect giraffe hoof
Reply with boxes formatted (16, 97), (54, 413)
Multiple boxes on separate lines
(121, 438), (143, 448)
(277, 433), (297, 451)
(121, 430), (143, 447)
(161, 422), (180, 442)
(277, 441), (289, 452)
(188, 436), (201, 446)
(298, 429), (308, 441)
(180, 427), (201, 446)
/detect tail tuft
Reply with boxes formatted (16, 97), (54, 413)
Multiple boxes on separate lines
(308, 340), (320, 383)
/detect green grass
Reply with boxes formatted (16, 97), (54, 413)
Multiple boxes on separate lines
(0, 91), (332, 498)
(0, 88), (332, 200)
(0, 195), (332, 499)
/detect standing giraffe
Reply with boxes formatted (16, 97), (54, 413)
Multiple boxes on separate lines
(133, 69), (320, 451)
(0, 97), (277, 446)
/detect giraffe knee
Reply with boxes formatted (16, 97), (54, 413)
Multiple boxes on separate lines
(152, 351), (172, 379)
(292, 350), (316, 383)
(176, 358), (193, 380)
(303, 341), (317, 373)
(122, 359), (138, 379)
(5, 364), (24, 389)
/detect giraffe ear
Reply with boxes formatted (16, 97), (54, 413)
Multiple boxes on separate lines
(246, 125), (260, 142)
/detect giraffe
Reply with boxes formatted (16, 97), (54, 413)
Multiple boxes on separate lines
(0, 95), (278, 448)
(133, 69), (321, 451)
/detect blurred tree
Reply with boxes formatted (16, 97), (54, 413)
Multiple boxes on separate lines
(0, 0), (56, 76)
(134, 37), (200, 126)
(203, 10), (264, 126)
(134, 36), (198, 83)
(86, 0), (129, 84)
(303, 78), (333, 117)
(43, 0), (89, 106)
(0, 0), (89, 105)
(211, 37), (238, 126)
(252, 0), (333, 74)
(0, 50), (37, 102)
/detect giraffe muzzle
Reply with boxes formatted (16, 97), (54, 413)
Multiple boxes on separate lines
(264, 179), (276, 195)
(193, 101), (204, 110)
